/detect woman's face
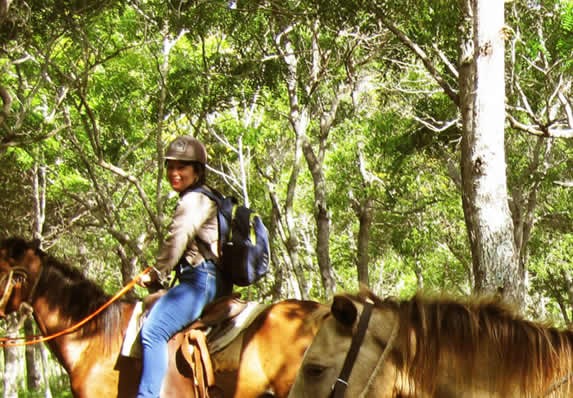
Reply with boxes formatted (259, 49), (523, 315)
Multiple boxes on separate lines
(166, 160), (198, 192)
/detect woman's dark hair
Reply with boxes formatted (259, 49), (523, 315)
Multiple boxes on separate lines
(189, 161), (206, 186)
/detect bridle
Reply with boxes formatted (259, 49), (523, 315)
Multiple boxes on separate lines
(329, 299), (399, 398)
(329, 300), (374, 398)
(0, 266), (31, 315)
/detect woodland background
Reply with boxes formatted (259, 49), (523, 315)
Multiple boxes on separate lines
(0, 0), (573, 396)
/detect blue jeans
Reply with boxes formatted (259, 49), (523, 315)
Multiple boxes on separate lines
(137, 260), (231, 398)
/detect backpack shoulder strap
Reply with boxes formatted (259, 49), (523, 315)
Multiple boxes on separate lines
(181, 186), (224, 260)
(186, 186), (223, 207)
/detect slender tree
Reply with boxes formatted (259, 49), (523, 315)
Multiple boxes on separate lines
(458, 0), (520, 301)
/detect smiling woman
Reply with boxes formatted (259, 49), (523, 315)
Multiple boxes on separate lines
(164, 136), (207, 193)
(289, 289), (573, 398)
(137, 135), (234, 398)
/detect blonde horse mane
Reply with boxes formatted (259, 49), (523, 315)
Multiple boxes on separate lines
(354, 289), (573, 396)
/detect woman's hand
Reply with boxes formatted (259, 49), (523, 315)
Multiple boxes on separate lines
(138, 272), (155, 287)
(138, 269), (164, 292)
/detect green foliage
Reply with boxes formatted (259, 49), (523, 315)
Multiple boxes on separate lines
(2, 0), (571, 392)
(529, 233), (573, 323)
(6, 147), (34, 169)
(0, 0), (572, 324)
(16, 375), (72, 398)
(557, 0), (573, 69)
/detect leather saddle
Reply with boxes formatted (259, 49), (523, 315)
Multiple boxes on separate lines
(123, 292), (266, 398)
(179, 293), (251, 398)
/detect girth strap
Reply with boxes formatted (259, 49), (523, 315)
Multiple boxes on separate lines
(181, 330), (215, 398)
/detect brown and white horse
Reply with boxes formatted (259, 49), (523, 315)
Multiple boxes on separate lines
(290, 288), (573, 397)
(0, 237), (328, 398)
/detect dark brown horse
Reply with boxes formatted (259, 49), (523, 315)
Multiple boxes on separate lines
(290, 288), (573, 397)
(0, 237), (328, 398)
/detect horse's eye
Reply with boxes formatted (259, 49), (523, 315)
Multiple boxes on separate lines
(303, 364), (326, 379)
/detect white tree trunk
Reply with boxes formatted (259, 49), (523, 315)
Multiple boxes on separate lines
(459, 0), (521, 302)
(3, 314), (21, 398)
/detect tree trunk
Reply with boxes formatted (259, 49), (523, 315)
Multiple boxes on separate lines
(3, 314), (21, 398)
(459, 0), (521, 302)
(302, 140), (335, 298)
(32, 162), (46, 243)
(24, 318), (43, 392)
(40, 339), (55, 398)
(267, 184), (307, 299)
(276, 29), (320, 299)
(284, 130), (308, 299)
(356, 196), (373, 287)
(28, 160), (50, 396)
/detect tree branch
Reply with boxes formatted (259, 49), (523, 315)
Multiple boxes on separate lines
(378, 15), (459, 105)
(507, 114), (573, 138)
(0, 86), (12, 125)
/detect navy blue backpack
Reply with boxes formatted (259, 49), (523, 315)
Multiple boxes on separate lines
(191, 186), (270, 286)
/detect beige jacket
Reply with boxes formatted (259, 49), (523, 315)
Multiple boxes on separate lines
(154, 189), (219, 280)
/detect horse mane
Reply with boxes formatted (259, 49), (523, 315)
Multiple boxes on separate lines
(355, 289), (573, 396)
(30, 242), (130, 348)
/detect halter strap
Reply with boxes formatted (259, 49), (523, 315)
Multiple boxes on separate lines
(0, 270), (18, 311)
(330, 299), (374, 398)
(0, 267), (29, 312)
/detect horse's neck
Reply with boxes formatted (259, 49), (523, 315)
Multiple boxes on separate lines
(29, 296), (59, 335)
(30, 295), (83, 372)
(31, 294), (134, 374)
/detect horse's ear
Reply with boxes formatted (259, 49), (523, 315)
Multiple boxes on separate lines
(31, 238), (42, 251)
(3, 237), (29, 260)
(331, 296), (358, 327)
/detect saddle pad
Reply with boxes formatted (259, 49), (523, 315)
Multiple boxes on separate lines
(207, 301), (268, 354)
(121, 301), (145, 358)
(119, 300), (269, 359)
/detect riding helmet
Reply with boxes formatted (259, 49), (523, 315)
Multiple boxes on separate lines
(165, 136), (207, 165)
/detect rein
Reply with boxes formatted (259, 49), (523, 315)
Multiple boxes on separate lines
(330, 300), (374, 398)
(358, 315), (398, 398)
(0, 267), (151, 347)
(542, 372), (573, 397)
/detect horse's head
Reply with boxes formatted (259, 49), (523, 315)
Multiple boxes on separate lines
(0, 237), (43, 317)
(289, 291), (402, 398)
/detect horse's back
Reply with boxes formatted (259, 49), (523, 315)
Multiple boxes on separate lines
(152, 298), (327, 398)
